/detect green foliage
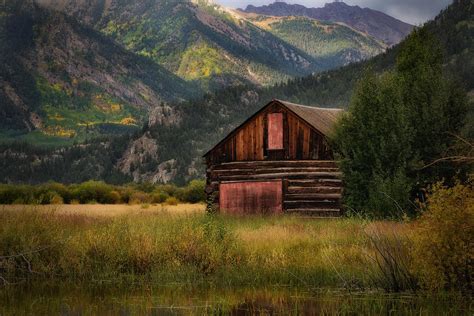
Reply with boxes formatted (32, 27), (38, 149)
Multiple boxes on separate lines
(333, 29), (469, 216)
(333, 71), (413, 216)
(176, 179), (206, 203)
(69, 181), (117, 204)
(411, 182), (473, 293)
(0, 180), (207, 205)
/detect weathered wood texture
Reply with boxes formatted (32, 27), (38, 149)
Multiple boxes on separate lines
(204, 100), (344, 217)
(219, 180), (283, 215)
(268, 113), (284, 149)
(206, 161), (343, 217)
(205, 102), (333, 165)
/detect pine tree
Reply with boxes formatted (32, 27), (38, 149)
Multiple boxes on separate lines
(333, 29), (468, 217)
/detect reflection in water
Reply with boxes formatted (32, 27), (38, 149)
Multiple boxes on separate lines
(0, 283), (470, 315)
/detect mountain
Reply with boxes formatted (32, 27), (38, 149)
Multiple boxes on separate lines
(34, 0), (318, 89)
(242, 1), (414, 46)
(120, 0), (474, 184)
(240, 12), (385, 69)
(34, 0), (385, 88)
(0, 1), (195, 142)
(3, 0), (472, 184)
(0, 0), (386, 142)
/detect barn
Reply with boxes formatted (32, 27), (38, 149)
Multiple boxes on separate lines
(204, 99), (344, 217)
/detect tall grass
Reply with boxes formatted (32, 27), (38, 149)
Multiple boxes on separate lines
(0, 209), (403, 289)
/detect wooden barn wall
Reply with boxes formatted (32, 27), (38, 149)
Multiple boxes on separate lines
(206, 102), (333, 164)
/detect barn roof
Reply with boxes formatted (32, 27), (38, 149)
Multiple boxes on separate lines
(276, 100), (343, 135)
(203, 99), (343, 157)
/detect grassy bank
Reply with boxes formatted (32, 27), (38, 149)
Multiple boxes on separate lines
(0, 207), (412, 290)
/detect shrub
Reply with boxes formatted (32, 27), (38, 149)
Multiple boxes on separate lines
(49, 193), (64, 205)
(128, 192), (151, 205)
(40, 182), (70, 203)
(70, 181), (116, 204)
(156, 184), (178, 197)
(176, 179), (206, 203)
(164, 197), (179, 206)
(0, 185), (35, 204)
(411, 183), (473, 292)
(105, 190), (122, 204)
(151, 191), (169, 203)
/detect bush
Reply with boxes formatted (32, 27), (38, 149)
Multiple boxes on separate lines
(0, 180), (205, 205)
(177, 180), (206, 203)
(164, 197), (179, 206)
(128, 192), (151, 205)
(70, 181), (116, 204)
(411, 183), (473, 292)
(156, 184), (178, 197)
(151, 191), (169, 203)
(0, 185), (35, 204)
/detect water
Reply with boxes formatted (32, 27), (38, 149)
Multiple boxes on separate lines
(0, 283), (471, 315)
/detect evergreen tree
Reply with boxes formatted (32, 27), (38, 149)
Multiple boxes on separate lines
(396, 28), (468, 188)
(333, 29), (468, 217)
(333, 71), (413, 216)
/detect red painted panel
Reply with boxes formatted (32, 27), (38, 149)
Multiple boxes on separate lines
(268, 113), (283, 149)
(220, 181), (283, 215)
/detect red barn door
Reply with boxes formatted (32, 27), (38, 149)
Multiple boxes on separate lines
(219, 181), (283, 215)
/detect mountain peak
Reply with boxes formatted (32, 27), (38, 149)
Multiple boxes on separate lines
(242, 2), (413, 46)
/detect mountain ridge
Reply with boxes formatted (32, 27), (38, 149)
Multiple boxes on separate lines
(242, 1), (413, 46)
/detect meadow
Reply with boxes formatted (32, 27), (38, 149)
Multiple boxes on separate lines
(0, 183), (472, 314)
(0, 204), (410, 289)
(1, 181), (472, 294)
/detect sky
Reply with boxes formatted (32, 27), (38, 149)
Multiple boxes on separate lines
(215, 0), (453, 25)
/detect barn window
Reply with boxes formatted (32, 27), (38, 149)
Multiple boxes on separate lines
(267, 113), (283, 149)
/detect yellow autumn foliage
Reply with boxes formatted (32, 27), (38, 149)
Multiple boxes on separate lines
(411, 182), (473, 292)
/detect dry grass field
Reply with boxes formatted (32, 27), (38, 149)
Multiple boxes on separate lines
(0, 203), (206, 217)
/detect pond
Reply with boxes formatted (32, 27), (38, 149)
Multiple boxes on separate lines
(0, 283), (471, 315)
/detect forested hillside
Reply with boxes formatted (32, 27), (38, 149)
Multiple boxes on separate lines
(0, 1), (195, 143)
(35, 0), (385, 89)
(241, 13), (385, 70)
(1, 0), (472, 184)
(35, 0), (318, 88)
(1, 0), (388, 144)
(243, 1), (413, 46)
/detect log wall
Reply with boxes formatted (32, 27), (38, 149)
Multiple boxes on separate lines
(206, 160), (343, 217)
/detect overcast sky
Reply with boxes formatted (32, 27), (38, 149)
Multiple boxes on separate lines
(215, 0), (453, 25)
